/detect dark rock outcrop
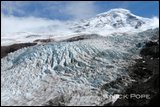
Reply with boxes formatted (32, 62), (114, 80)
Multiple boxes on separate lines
(112, 36), (159, 106)
(62, 34), (100, 42)
(1, 43), (37, 58)
(33, 38), (55, 43)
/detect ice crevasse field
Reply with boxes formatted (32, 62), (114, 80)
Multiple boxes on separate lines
(1, 8), (159, 106)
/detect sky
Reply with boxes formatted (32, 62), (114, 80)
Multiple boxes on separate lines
(1, 1), (159, 20)
(1, 1), (159, 34)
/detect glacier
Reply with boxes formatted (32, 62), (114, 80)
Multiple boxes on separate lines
(1, 27), (158, 106)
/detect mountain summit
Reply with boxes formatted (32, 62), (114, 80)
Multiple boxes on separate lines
(95, 8), (148, 28)
(71, 8), (154, 34)
(1, 8), (158, 46)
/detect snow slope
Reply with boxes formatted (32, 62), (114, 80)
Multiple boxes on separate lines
(1, 8), (159, 46)
(70, 8), (158, 34)
(1, 28), (158, 106)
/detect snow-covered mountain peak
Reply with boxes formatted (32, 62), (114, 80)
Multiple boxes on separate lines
(70, 8), (154, 35)
(86, 8), (149, 28)
(96, 8), (131, 17)
(1, 8), (158, 46)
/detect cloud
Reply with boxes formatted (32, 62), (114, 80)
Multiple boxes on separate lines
(150, 17), (159, 28)
(1, 1), (158, 35)
(1, 1), (99, 35)
(64, 1), (98, 20)
(1, 14), (70, 35)
(1, 1), (98, 20)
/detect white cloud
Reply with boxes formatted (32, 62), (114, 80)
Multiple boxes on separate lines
(1, 14), (71, 35)
(2, 1), (158, 36)
(150, 17), (159, 28)
(1, 1), (98, 20)
(64, 1), (97, 20)
(1, 1), (99, 35)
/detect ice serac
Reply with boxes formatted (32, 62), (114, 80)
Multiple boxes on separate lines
(1, 28), (158, 106)
(1, 8), (159, 106)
